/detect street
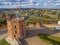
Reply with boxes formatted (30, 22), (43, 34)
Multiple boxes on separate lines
(0, 28), (8, 40)
(0, 28), (8, 35)
(0, 33), (7, 40)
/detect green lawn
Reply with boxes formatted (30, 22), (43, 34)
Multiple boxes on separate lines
(38, 33), (60, 45)
(0, 39), (10, 45)
(47, 27), (55, 30)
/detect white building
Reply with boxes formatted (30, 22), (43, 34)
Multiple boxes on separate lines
(42, 24), (60, 30)
(55, 25), (60, 30)
(58, 21), (60, 24)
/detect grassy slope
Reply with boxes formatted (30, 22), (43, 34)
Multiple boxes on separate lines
(0, 39), (10, 45)
(38, 33), (60, 45)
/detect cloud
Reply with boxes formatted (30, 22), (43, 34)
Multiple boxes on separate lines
(0, 0), (60, 9)
(36, 3), (40, 6)
(55, 3), (60, 5)
(48, 0), (52, 3)
(43, 3), (48, 6)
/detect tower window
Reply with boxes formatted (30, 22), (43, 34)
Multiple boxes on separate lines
(14, 35), (16, 38)
(15, 31), (17, 33)
(14, 26), (16, 28)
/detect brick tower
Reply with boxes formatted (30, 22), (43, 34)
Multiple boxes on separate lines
(7, 13), (26, 40)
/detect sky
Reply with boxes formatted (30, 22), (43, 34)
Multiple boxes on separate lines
(0, 0), (60, 9)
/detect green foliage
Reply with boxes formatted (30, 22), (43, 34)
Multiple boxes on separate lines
(51, 11), (56, 15)
(0, 20), (3, 27)
(0, 9), (58, 25)
(26, 17), (40, 25)
(38, 33), (60, 45)
(0, 20), (6, 27)
(42, 15), (52, 19)
(47, 27), (55, 30)
(58, 13), (60, 20)
(0, 39), (10, 45)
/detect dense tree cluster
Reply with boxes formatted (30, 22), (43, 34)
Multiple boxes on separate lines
(0, 20), (7, 27)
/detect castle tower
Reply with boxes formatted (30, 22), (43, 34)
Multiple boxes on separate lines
(7, 13), (26, 40)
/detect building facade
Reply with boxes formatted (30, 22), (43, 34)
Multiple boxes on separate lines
(7, 14), (26, 40)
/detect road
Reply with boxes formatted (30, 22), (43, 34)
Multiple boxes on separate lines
(0, 28), (8, 40)
(0, 28), (8, 35)
(0, 33), (7, 40)
(26, 29), (60, 38)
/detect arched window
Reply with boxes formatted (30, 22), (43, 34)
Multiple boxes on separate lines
(15, 31), (17, 33)
(14, 26), (16, 28)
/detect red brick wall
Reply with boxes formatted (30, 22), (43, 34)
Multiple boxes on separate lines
(7, 18), (26, 40)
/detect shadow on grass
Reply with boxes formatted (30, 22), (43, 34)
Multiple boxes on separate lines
(38, 33), (60, 45)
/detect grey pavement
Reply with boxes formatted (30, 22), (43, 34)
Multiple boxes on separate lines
(26, 29), (60, 38)
(0, 28), (8, 40)
(0, 28), (8, 35)
(0, 33), (7, 40)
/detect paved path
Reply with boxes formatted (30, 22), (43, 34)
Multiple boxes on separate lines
(0, 28), (8, 40)
(0, 33), (7, 40)
(25, 36), (52, 45)
(26, 29), (60, 38)
(0, 28), (7, 35)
